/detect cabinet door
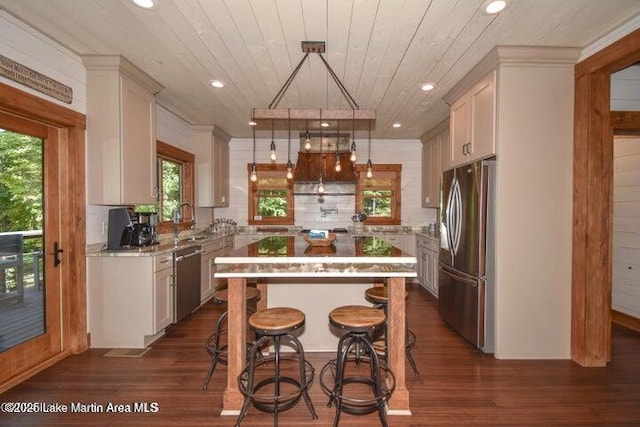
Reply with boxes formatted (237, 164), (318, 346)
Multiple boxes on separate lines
(200, 245), (216, 302)
(153, 266), (173, 332)
(450, 96), (470, 167)
(421, 142), (434, 207)
(213, 139), (230, 207)
(440, 126), (450, 176)
(469, 71), (495, 161)
(120, 75), (157, 204)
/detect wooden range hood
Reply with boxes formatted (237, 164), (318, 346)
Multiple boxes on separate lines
(292, 152), (356, 195)
(293, 151), (356, 183)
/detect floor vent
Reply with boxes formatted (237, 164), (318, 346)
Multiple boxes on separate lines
(102, 348), (151, 358)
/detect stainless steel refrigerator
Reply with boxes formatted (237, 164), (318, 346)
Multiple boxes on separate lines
(439, 159), (495, 353)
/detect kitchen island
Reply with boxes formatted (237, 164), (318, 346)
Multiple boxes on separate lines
(214, 234), (417, 416)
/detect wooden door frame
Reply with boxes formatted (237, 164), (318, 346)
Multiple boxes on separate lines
(0, 82), (87, 391)
(572, 28), (640, 366)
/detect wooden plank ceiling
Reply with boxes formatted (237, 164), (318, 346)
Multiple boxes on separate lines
(0, 0), (639, 138)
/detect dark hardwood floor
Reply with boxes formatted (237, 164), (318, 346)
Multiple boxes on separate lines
(1, 284), (639, 426)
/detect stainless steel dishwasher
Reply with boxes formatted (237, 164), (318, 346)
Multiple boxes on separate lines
(173, 245), (202, 323)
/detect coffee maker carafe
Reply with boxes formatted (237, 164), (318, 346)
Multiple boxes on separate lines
(131, 212), (159, 246)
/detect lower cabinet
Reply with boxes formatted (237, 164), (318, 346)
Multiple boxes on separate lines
(154, 255), (174, 332)
(87, 252), (175, 348)
(381, 234), (416, 256)
(200, 236), (233, 303)
(416, 234), (439, 297)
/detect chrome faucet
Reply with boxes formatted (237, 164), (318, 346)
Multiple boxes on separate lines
(173, 201), (196, 241)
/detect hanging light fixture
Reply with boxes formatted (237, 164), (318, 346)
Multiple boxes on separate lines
(269, 119), (277, 161)
(366, 120), (373, 179)
(250, 127), (258, 182)
(249, 41), (375, 163)
(318, 110), (325, 194)
(350, 108), (357, 162)
(304, 120), (312, 151)
(286, 110), (294, 180)
(335, 120), (342, 172)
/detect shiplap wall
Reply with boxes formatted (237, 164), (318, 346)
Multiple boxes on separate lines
(613, 136), (640, 319)
(215, 138), (437, 228)
(611, 65), (640, 111)
(611, 67), (640, 319)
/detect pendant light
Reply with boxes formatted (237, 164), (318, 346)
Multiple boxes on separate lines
(304, 120), (312, 151)
(269, 119), (277, 161)
(350, 109), (357, 162)
(335, 120), (342, 172)
(250, 126), (258, 182)
(286, 110), (294, 180)
(317, 111), (325, 195)
(366, 120), (373, 179)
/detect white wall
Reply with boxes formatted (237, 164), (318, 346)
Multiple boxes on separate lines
(611, 65), (640, 111)
(214, 137), (438, 228)
(613, 136), (640, 318)
(494, 63), (574, 359)
(0, 11), (86, 114)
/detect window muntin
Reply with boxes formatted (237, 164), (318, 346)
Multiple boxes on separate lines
(248, 164), (294, 225)
(355, 164), (401, 225)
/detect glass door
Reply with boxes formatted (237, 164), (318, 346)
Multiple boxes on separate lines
(0, 113), (62, 384)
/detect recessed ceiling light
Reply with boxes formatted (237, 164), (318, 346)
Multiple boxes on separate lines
(248, 121), (257, 126)
(132, 0), (155, 9)
(421, 83), (435, 92)
(483, 0), (507, 15)
(320, 122), (330, 128)
(209, 80), (225, 88)
(392, 123), (402, 128)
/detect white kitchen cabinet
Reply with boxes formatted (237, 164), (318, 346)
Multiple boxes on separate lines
(416, 234), (439, 297)
(200, 236), (233, 303)
(449, 70), (496, 167)
(88, 251), (174, 348)
(154, 255), (174, 332)
(195, 125), (231, 207)
(82, 55), (163, 205)
(381, 234), (416, 256)
(421, 119), (449, 208)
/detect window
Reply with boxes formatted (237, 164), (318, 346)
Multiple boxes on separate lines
(155, 141), (194, 234)
(248, 164), (294, 225)
(355, 164), (401, 225)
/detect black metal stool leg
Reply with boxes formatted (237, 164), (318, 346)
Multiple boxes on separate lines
(202, 310), (229, 390)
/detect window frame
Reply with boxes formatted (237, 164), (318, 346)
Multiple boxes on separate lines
(247, 163), (295, 226)
(355, 163), (402, 225)
(156, 141), (194, 234)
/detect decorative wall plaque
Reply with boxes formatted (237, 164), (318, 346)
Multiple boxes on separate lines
(0, 54), (73, 104)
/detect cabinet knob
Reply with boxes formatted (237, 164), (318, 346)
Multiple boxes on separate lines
(425, 196), (430, 203)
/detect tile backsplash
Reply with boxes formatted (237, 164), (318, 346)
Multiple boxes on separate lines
(294, 195), (355, 229)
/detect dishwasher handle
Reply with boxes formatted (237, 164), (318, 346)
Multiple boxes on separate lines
(175, 248), (203, 262)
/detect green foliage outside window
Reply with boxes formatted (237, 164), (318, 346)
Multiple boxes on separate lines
(159, 158), (181, 221)
(257, 190), (288, 217)
(362, 189), (392, 217)
(0, 129), (43, 252)
(360, 236), (392, 256)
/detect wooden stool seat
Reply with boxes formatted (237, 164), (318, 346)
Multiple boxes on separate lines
(329, 305), (385, 331)
(249, 307), (305, 335)
(213, 286), (261, 304)
(364, 286), (408, 304)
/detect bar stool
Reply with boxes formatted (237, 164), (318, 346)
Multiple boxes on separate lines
(202, 287), (261, 390)
(365, 286), (419, 376)
(236, 307), (317, 426)
(320, 305), (395, 427)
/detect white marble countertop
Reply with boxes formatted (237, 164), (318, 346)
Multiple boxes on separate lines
(215, 234), (417, 278)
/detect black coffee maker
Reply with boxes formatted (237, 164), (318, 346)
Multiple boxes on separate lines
(131, 212), (159, 246)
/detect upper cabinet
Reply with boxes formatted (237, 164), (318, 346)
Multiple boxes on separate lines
(421, 119), (449, 208)
(82, 55), (163, 205)
(449, 70), (496, 167)
(194, 125), (231, 207)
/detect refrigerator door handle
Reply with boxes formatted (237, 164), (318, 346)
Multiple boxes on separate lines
(439, 264), (478, 287)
